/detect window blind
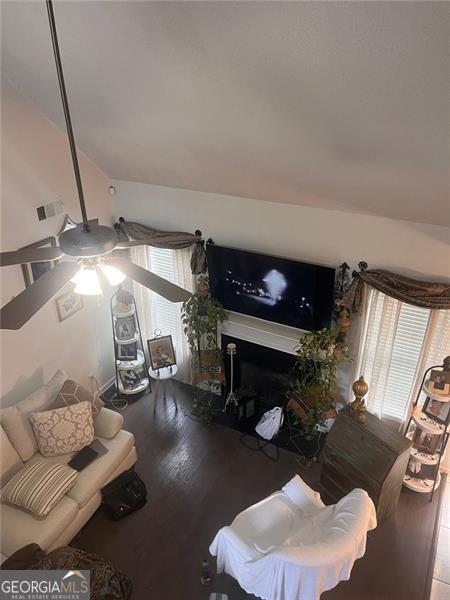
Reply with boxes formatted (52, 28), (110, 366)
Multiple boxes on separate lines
(360, 290), (430, 422)
(147, 247), (182, 352)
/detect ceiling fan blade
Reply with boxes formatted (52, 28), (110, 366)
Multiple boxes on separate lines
(0, 261), (80, 330)
(0, 247), (64, 267)
(105, 258), (191, 303)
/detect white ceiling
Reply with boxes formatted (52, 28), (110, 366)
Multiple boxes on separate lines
(2, 1), (448, 226)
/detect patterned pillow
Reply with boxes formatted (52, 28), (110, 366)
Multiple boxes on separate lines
(0, 459), (78, 517)
(50, 379), (104, 417)
(29, 401), (94, 457)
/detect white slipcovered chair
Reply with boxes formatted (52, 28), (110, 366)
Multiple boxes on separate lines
(209, 475), (377, 600)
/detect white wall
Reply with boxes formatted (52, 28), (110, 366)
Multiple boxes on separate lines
(112, 180), (449, 281)
(0, 81), (115, 407)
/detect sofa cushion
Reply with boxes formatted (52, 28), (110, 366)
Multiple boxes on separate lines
(0, 370), (67, 461)
(30, 402), (94, 457)
(25, 430), (135, 508)
(0, 459), (78, 518)
(0, 495), (78, 558)
(0, 425), (23, 486)
(50, 379), (104, 417)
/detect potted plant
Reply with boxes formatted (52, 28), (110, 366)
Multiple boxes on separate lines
(181, 275), (227, 423)
(288, 328), (349, 444)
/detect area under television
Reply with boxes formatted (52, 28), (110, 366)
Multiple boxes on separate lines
(207, 245), (335, 331)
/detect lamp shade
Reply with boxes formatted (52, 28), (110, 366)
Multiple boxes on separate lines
(71, 267), (102, 295)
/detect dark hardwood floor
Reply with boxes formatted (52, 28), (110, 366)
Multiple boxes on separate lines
(72, 383), (443, 600)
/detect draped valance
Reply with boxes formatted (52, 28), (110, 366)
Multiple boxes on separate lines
(341, 268), (450, 313)
(115, 218), (207, 275)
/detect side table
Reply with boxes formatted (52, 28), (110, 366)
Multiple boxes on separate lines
(149, 365), (178, 413)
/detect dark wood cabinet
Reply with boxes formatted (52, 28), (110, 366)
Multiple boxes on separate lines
(320, 407), (413, 523)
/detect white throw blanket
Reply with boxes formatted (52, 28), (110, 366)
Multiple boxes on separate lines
(209, 475), (377, 600)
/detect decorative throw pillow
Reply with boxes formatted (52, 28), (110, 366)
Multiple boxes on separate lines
(0, 370), (67, 461)
(50, 379), (104, 417)
(29, 401), (94, 457)
(0, 459), (78, 517)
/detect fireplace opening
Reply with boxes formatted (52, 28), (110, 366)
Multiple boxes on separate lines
(221, 335), (296, 411)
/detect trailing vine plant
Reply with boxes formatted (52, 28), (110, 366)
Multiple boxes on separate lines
(181, 275), (227, 423)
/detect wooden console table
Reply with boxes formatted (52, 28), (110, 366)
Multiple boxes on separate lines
(320, 407), (412, 523)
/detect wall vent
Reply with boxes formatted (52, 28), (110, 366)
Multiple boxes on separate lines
(36, 197), (64, 222)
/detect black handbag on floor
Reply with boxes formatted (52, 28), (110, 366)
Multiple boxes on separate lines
(101, 469), (147, 520)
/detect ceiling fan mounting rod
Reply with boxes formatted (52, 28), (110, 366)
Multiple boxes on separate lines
(46, 0), (89, 231)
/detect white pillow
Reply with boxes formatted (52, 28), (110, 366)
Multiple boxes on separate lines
(0, 425), (23, 485)
(282, 475), (325, 515)
(0, 370), (67, 461)
(30, 401), (94, 457)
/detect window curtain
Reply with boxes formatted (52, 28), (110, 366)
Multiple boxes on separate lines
(342, 269), (450, 312)
(130, 246), (195, 385)
(357, 289), (402, 420)
(115, 219), (207, 274)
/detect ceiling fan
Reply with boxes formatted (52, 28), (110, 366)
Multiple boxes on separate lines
(0, 0), (191, 331)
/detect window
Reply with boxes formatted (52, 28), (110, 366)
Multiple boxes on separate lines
(130, 244), (195, 383)
(147, 247), (183, 353)
(358, 290), (431, 423)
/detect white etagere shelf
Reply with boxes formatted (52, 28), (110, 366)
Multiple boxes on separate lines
(110, 289), (150, 399)
(403, 361), (450, 502)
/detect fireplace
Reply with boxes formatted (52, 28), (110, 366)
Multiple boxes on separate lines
(216, 335), (321, 458)
(221, 335), (296, 412)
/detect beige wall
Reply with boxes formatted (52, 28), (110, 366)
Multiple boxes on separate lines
(0, 82), (115, 407)
(112, 180), (449, 280)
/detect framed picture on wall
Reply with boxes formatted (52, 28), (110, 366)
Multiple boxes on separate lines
(20, 236), (59, 287)
(55, 289), (84, 322)
(147, 335), (176, 370)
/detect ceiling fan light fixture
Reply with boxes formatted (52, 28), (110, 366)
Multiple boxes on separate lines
(71, 266), (102, 296)
(100, 263), (126, 286)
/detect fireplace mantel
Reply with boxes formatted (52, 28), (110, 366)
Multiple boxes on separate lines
(221, 311), (305, 355)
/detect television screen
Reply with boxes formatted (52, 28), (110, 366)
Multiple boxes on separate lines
(207, 245), (335, 331)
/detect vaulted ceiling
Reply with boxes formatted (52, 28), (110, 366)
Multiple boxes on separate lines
(2, 1), (448, 225)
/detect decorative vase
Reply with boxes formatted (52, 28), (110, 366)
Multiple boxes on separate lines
(350, 375), (369, 423)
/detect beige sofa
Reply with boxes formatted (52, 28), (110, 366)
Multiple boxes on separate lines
(0, 370), (137, 563)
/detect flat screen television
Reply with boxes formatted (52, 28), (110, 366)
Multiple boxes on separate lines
(207, 245), (335, 331)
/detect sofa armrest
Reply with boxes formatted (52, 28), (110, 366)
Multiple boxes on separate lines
(94, 407), (124, 439)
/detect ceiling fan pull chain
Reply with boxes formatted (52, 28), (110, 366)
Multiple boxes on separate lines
(46, 0), (89, 231)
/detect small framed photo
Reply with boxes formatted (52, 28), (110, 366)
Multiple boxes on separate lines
(117, 342), (138, 361)
(55, 289), (84, 322)
(21, 236), (58, 287)
(119, 366), (145, 391)
(429, 370), (450, 396)
(147, 335), (176, 370)
(115, 316), (136, 341)
(423, 396), (450, 425)
(412, 428), (441, 453)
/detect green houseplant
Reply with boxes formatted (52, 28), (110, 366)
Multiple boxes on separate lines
(288, 328), (349, 440)
(181, 276), (227, 423)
